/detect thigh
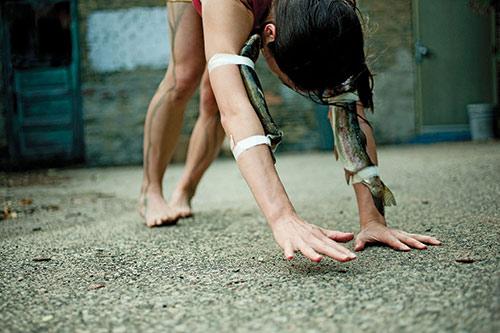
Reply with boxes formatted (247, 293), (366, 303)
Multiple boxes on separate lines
(166, 1), (205, 77)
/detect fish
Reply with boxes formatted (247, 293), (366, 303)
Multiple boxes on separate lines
(239, 34), (283, 159)
(330, 101), (396, 216)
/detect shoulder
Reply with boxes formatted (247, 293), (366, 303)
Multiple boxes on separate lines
(202, 0), (254, 56)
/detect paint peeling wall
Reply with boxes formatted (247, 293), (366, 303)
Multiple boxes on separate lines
(79, 2), (320, 166)
(359, 0), (417, 143)
(79, 3), (170, 165)
(78, 0), (416, 166)
(87, 7), (170, 72)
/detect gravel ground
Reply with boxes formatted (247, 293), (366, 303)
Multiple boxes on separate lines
(1, 142), (499, 333)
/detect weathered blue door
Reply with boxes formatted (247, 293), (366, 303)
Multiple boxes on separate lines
(1, 0), (83, 164)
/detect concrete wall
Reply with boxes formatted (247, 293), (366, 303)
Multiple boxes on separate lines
(0, 0), (417, 166)
(78, 1), (320, 166)
(358, 0), (417, 143)
(78, 0), (418, 166)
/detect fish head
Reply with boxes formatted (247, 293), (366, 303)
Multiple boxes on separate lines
(240, 34), (261, 62)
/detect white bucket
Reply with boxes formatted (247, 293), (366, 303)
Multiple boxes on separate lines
(467, 104), (495, 141)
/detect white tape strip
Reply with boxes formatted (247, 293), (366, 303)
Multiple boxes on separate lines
(352, 166), (379, 184)
(231, 135), (271, 160)
(208, 54), (255, 73)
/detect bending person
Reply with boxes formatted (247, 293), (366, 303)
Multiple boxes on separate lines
(140, 0), (441, 262)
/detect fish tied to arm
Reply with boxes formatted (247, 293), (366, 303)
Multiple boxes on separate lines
(330, 100), (396, 216)
(239, 34), (283, 162)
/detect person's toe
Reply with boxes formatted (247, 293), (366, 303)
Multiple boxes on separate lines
(146, 218), (156, 228)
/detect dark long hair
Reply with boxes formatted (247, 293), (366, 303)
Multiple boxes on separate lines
(268, 0), (373, 110)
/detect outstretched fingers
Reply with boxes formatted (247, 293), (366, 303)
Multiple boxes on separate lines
(314, 241), (356, 262)
(298, 242), (323, 262)
(405, 232), (442, 245)
(354, 237), (366, 251)
(376, 232), (411, 251)
(283, 241), (295, 260)
(396, 232), (427, 250)
(317, 234), (356, 259)
(304, 234), (356, 262)
(355, 223), (442, 252)
(387, 234), (411, 251)
(320, 228), (355, 243)
(273, 218), (357, 263)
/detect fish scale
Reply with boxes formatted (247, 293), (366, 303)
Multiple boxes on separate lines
(239, 34), (283, 160)
(331, 102), (396, 216)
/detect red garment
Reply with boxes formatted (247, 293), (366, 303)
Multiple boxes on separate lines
(192, 0), (272, 31)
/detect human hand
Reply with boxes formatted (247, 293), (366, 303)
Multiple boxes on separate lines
(270, 214), (356, 262)
(355, 220), (442, 252)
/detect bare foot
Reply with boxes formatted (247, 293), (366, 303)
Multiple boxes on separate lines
(169, 188), (194, 219)
(138, 191), (178, 227)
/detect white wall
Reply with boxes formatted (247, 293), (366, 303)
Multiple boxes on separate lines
(87, 7), (170, 72)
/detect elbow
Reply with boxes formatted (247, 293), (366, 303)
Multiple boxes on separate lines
(218, 101), (249, 132)
(219, 110), (232, 132)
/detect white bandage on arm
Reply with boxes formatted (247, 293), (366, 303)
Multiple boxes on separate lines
(352, 166), (379, 184)
(230, 135), (272, 160)
(208, 54), (269, 160)
(207, 53), (255, 73)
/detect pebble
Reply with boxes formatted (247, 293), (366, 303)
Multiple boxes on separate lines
(88, 283), (106, 290)
(41, 315), (53, 322)
(33, 257), (51, 262)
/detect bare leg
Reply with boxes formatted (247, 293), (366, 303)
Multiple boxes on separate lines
(139, 3), (205, 227)
(170, 70), (226, 217)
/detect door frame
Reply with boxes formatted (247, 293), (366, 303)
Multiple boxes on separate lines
(492, 5), (498, 106)
(412, 0), (497, 135)
(0, 0), (84, 164)
(0, 3), (16, 160)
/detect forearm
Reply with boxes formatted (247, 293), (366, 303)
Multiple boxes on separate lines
(352, 103), (385, 227)
(236, 142), (296, 224)
(210, 66), (295, 225)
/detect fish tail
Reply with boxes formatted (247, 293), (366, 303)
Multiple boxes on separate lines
(382, 182), (397, 206)
(362, 179), (396, 217)
(366, 186), (385, 217)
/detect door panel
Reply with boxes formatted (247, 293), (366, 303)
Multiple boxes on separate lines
(14, 68), (71, 92)
(415, 0), (494, 131)
(20, 129), (74, 157)
(1, 0), (83, 163)
(20, 96), (73, 127)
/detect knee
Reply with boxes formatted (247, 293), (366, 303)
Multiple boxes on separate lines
(199, 85), (219, 118)
(163, 65), (203, 104)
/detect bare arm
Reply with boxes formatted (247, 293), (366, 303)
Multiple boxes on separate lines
(202, 0), (294, 223)
(202, 0), (356, 262)
(352, 104), (441, 251)
(352, 104), (382, 227)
